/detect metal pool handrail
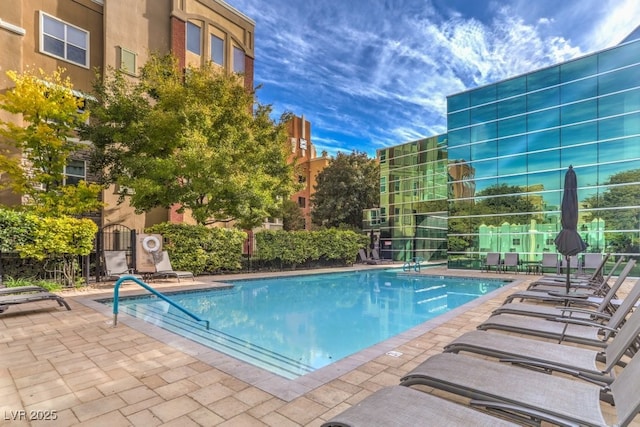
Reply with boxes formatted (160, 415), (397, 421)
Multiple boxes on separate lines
(112, 275), (210, 330)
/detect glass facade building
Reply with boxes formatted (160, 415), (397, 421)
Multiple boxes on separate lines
(372, 135), (449, 262)
(376, 37), (640, 268)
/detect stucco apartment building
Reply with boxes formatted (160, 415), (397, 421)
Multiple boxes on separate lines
(0, 0), (255, 231)
(286, 115), (329, 230)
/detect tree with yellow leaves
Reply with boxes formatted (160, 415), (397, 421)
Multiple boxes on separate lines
(0, 67), (103, 216)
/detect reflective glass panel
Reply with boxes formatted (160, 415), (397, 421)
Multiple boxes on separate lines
(599, 112), (640, 140)
(528, 129), (559, 151)
(598, 65), (640, 96)
(560, 55), (598, 83)
(470, 122), (496, 142)
(561, 122), (597, 146)
(599, 89), (640, 117)
(470, 159), (497, 179)
(448, 110), (469, 129)
(497, 76), (526, 99)
(560, 99), (597, 125)
(599, 161), (640, 184)
(527, 150), (560, 171)
(527, 66), (559, 91)
(498, 135), (527, 157)
(527, 87), (559, 111)
(470, 139), (497, 160)
(599, 136), (640, 163)
(527, 169), (561, 191)
(598, 41), (640, 73)
(498, 115), (526, 138)
(527, 108), (559, 132)
(448, 145), (471, 162)
(561, 145), (597, 168)
(469, 85), (496, 105)
(498, 157), (527, 177)
(497, 96), (526, 117)
(470, 103), (496, 123)
(560, 77), (597, 103)
(448, 128), (470, 146)
(448, 93), (469, 112)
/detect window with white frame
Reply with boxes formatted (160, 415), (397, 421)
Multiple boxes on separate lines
(119, 47), (136, 75)
(211, 34), (224, 66)
(40, 12), (89, 68)
(233, 46), (245, 73)
(64, 160), (86, 185)
(187, 22), (201, 55)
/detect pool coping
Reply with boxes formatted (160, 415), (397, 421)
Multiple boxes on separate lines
(75, 272), (524, 402)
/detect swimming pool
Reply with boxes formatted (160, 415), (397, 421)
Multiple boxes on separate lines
(101, 270), (509, 379)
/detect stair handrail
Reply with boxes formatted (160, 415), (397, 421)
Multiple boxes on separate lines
(112, 275), (210, 330)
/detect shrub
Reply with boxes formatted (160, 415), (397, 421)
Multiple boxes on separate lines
(255, 229), (367, 267)
(145, 223), (246, 274)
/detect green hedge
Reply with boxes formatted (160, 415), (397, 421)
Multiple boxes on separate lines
(145, 223), (246, 275)
(255, 229), (367, 266)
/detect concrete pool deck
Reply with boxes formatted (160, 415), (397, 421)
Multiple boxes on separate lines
(0, 266), (633, 426)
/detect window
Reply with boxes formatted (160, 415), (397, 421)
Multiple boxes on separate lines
(119, 47), (136, 75)
(233, 46), (245, 73)
(40, 12), (89, 67)
(187, 22), (201, 55)
(211, 34), (224, 65)
(298, 175), (306, 184)
(298, 197), (306, 208)
(64, 160), (86, 185)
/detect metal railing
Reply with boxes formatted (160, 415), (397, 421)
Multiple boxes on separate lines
(112, 275), (210, 330)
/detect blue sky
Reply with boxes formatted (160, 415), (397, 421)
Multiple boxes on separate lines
(224, 0), (640, 157)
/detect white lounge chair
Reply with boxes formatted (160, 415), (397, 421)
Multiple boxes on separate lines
(152, 251), (194, 282)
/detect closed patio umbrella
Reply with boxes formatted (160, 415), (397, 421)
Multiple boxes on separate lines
(554, 166), (587, 293)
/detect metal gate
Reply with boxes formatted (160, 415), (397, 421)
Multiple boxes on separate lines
(96, 224), (137, 282)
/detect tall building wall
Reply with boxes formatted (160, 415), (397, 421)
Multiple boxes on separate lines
(446, 38), (640, 268)
(377, 135), (448, 262)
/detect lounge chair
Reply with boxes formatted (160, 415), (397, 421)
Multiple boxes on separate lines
(0, 289), (71, 313)
(483, 252), (501, 272)
(503, 258), (632, 306)
(502, 252), (519, 273)
(152, 251), (194, 282)
(104, 251), (142, 281)
(399, 349), (640, 426)
(444, 303), (640, 386)
(0, 285), (49, 295)
(357, 249), (369, 263)
(321, 385), (519, 427)
(496, 259), (636, 318)
(539, 252), (559, 273)
(527, 253), (612, 289)
(583, 253), (606, 278)
(477, 277), (640, 347)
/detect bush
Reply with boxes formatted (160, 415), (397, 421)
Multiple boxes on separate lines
(255, 229), (367, 267)
(145, 223), (246, 274)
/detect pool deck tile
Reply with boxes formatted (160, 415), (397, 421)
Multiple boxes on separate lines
(0, 265), (637, 426)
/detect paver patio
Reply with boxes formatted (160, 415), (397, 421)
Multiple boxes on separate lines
(1, 266), (636, 426)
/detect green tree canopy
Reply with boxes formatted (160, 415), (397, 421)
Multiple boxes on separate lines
(82, 54), (295, 228)
(311, 151), (379, 229)
(583, 168), (640, 253)
(0, 68), (103, 216)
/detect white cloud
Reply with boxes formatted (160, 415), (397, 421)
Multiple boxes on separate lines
(224, 0), (638, 155)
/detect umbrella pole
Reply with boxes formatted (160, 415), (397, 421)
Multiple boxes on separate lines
(565, 255), (571, 295)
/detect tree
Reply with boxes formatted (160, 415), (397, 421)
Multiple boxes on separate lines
(281, 199), (306, 231)
(82, 54), (295, 228)
(583, 168), (640, 254)
(0, 68), (103, 216)
(311, 151), (379, 229)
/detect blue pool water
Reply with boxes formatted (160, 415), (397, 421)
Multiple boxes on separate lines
(102, 270), (508, 379)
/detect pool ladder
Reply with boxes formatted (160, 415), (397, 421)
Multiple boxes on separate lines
(112, 275), (210, 330)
